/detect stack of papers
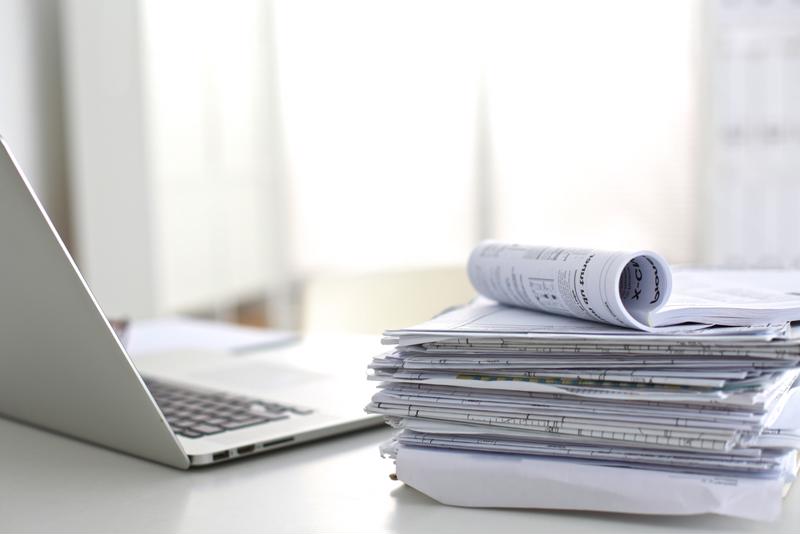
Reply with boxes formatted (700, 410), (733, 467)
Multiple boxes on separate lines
(366, 242), (800, 521)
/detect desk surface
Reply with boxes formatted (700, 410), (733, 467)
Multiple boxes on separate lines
(0, 417), (798, 533)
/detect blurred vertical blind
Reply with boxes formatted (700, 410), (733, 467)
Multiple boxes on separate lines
(705, 0), (800, 267)
(62, 0), (700, 317)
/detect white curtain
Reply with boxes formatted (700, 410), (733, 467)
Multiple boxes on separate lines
(274, 0), (482, 272)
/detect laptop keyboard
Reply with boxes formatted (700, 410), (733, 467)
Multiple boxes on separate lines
(144, 378), (312, 439)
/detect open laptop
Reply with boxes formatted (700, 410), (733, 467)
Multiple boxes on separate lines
(0, 137), (381, 468)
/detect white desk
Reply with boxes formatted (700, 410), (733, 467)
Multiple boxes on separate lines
(0, 416), (798, 533)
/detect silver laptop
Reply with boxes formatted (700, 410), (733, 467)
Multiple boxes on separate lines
(0, 138), (381, 468)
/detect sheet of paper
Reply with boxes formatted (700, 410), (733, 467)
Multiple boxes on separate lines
(370, 367), (800, 409)
(369, 402), (738, 451)
(655, 269), (800, 326)
(371, 396), (746, 433)
(371, 389), (764, 430)
(379, 354), (791, 372)
(390, 418), (767, 456)
(396, 431), (791, 474)
(464, 240), (800, 330)
(395, 445), (788, 520)
(372, 370), (728, 401)
(417, 338), (800, 360)
(389, 418), (763, 452)
(386, 298), (792, 344)
(769, 387), (800, 429)
(379, 384), (768, 423)
(672, 268), (800, 294)
(467, 241), (670, 331)
(125, 317), (297, 357)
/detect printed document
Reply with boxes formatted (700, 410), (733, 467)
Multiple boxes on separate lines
(468, 241), (800, 331)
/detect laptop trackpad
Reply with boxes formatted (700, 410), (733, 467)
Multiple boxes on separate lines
(134, 346), (373, 415)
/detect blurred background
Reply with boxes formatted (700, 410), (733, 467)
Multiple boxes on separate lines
(0, 0), (798, 334)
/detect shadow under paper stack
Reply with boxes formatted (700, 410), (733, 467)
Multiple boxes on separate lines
(366, 242), (800, 521)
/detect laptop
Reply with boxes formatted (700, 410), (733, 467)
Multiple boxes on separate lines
(0, 137), (381, 468)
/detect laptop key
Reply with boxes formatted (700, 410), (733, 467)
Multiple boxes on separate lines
(221, 417), (283, 430)
(205, 417), (229, 426)
(264, 403), (290, 413)
(249, 402), (287, 415)
(251, 401), (312, 416)
(188, 423), (225, 435)
(230, 412), (257, 421)
(174, 419), (197, 428)
(145, 377), (298, 437)
(209, 408), (239, 418)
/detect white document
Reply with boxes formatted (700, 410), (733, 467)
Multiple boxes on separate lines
(390, 418), (768, 457)
(396, 431), (790, 474)
(370, 367), (800, 407)
(383, 354), (792, 372)
(386, 298), (794, 347)
(468, 241), (670, 331)
(395, 445), (790, 521)
(769, 387), (800, 429)
(371, 389), (764, 431)
(466, 241), (800, 331)
(379, 384), (767, 424)
(125, 317), (297, 357)
(659, 269), (800, 326)
(369, 402), (738, 451)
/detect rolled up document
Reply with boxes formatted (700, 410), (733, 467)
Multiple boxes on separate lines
(467, 241), (671, 331)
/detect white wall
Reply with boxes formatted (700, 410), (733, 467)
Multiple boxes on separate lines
(0, 0), (69, 241)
